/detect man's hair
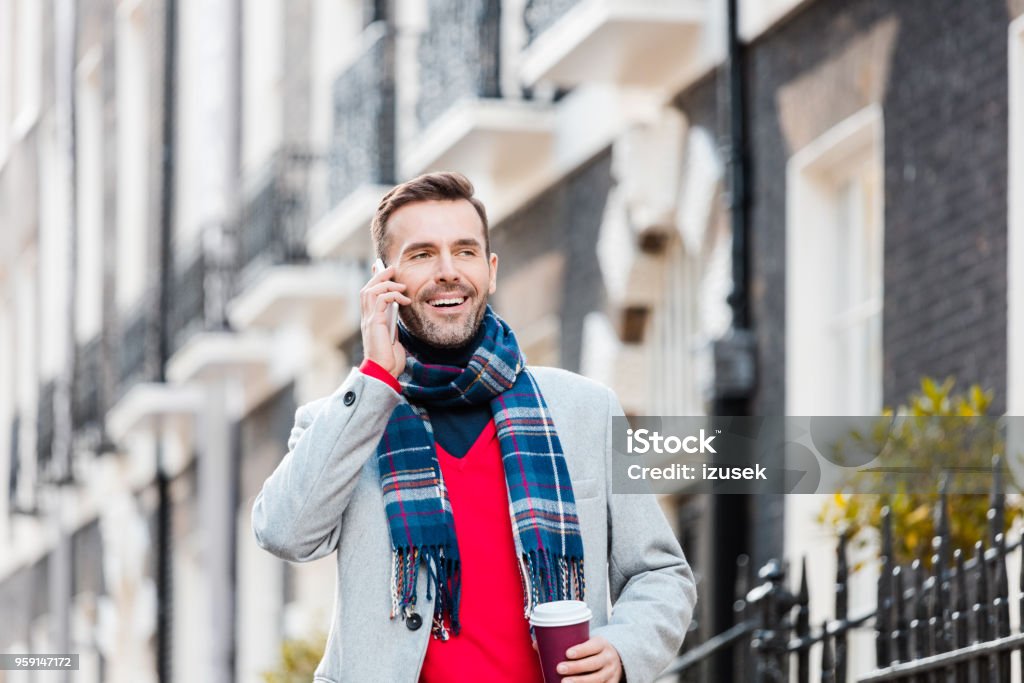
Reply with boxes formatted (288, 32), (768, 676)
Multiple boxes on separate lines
(371, 171), (490, 262)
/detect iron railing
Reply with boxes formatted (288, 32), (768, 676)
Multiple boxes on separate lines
(35, 380), (55, 473)
(117, 300), (150, 395)
(329, 22), (395, 207)
(72, 335), (102, 431)
(417, 0), (501, 131)
(236, 148), (315, 284)
(167, 239), (210, 355)
(666, 457), (1023, 683)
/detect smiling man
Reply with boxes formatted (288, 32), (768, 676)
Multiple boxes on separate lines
(252, 172), (697, 683)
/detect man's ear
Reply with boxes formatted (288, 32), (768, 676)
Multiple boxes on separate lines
(488, 252), (499, 295)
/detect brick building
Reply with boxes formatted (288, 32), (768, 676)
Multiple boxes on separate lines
(1, 0), (1022, 681)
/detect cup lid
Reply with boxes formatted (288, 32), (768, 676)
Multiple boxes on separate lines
(529, 600), (592, 627)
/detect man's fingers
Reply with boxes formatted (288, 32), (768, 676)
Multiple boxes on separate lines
(565, 637), (605, 659)
(557, 652), (608, 676)
(560, 671), (611, 683)
(373, 290), (411, 311)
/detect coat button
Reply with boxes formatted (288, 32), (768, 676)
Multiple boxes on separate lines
(405, 612), (423, 631)
(343, 391), (356, 406)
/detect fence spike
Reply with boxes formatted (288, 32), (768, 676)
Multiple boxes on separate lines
(835, 532), (848, 683)
(909, 559), (929, 659)
(735, 553), (751, 618)
(973, 541), (989, 644)
(989, 454), (1005, 546)
(877, 510), (893, 667)
(891, 565), (907, 665)
(951, 549), (970, 683)
(797, 557), (810, 683)
(820, 621), (835, 683)
(929, 547), (945, 657)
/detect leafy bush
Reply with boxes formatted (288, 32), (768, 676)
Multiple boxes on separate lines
(818, 377), (1020, 567)
(262, 632), (328, 683)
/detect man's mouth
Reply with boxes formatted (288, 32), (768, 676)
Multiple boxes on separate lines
(427, 295), (468, 310)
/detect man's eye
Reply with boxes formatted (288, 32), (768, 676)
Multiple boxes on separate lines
(410, 252), (429, 259)
(458, 249), (476, 256)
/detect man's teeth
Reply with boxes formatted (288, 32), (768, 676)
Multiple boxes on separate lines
(430, 297), (465, 307)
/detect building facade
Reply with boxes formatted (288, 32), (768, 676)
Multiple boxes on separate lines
(1, 0), (1022, 681)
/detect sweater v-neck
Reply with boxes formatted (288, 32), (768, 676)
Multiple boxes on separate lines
(434, 419), (496, 470)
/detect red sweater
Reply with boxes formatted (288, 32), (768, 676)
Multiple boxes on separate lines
(359, 360), (543, 683)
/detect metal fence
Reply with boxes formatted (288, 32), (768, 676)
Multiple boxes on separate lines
(666, 457), (1023, 683)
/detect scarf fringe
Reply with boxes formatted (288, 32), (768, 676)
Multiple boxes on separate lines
(390, 545), (462, 640)
(518, 548), (586, 618)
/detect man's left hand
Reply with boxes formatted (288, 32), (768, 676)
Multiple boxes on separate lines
(556, 635), (623, 683)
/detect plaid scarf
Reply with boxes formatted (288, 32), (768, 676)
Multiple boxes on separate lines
(376, 306), (585, 639)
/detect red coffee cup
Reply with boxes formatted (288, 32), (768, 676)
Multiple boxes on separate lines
(530, 600), (593, 683)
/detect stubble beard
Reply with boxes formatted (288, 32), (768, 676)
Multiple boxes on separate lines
(400, 292), (489, 349)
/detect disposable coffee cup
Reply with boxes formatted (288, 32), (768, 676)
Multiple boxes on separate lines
(530, 600), (592, 683)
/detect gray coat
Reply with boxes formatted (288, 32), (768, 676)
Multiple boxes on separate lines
(252, 365), (697, 683)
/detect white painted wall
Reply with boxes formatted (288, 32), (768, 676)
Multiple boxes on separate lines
(38, 113), (71, 379)
(12, 0), (42, 135)
(739, 0), (814, 42)
(115, 2), (150, 313)
(242, 0), (283, 176)
(0, 297), (13, 540)
(309, 0), (363, 217)
(1009, 18), (1024, 417)
(13, 251), (37, 506)
(0, 0), (13, 166)
(75, 48), (104, 343)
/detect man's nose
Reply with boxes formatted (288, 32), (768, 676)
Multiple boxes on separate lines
(434, 252), (460, 282)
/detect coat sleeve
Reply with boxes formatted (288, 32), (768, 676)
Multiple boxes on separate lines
(591, 389), (698, 683)
(251, 367), (402, 562)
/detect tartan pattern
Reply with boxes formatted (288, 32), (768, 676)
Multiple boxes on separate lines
(377, 307), (585, 640)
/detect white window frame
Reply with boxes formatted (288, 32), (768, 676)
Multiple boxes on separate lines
(785, 105), (884, 416)
(784, 106), (884, 682)
(1009, 16), (1024, 419)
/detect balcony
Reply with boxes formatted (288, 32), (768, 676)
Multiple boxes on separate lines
(167, 235), (230, 357)
(36, 381), (55, 473)
(400, 0), (556, 216)
(236, 148), (315, 283)
(72, 336), (103, 433)
(228, 147), (358, 336)
(520, 0), (706, 93)
(307, 22), (396, 260)
(116, 301), (151, 397)
(107, 298), (201, 444)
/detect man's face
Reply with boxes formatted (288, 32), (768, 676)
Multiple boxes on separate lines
(384, 199), (498, 348)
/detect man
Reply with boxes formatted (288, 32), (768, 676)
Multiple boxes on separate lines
(252, 172), (696, 683)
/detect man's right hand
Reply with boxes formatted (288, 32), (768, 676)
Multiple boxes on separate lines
(360, 263), (412, 378)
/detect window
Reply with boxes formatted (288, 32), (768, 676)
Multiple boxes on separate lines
(1009, 16), (1024, 419)
(786, 106), (884, 416)
(648, 125), (731, 416)
(784, 106), (884, 681)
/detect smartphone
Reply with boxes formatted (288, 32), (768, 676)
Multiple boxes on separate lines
(373, 258), (399, 343)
